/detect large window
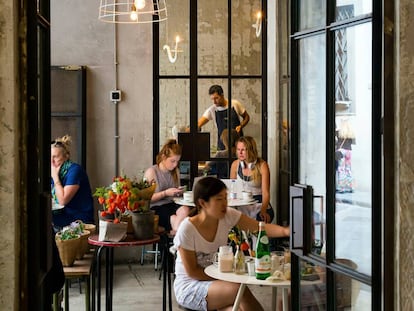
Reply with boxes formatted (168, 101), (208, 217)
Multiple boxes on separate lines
(155, 0), (267, 185)
(289, 1), (383, 310)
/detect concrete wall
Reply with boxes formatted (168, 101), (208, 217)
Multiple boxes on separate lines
(2, 0), (414, 309)
(51, 0), (154, 198)
(0, 0), (19, 309)
(398, 1), (414, 309)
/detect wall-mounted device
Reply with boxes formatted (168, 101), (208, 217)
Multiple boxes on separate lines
(110, 90), (122, 102)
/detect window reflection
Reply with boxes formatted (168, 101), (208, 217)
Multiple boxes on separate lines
(334, 23), (372, 276)
(336, 1), (372, 22)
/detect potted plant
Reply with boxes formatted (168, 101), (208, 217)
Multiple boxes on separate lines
(55, 223), (82, 266)
(94, 175), (156, 240)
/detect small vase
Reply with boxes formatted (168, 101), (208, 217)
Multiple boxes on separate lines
(131, 210), (154, 240)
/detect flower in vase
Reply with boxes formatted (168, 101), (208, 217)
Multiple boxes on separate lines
(94, 175), (156, 221)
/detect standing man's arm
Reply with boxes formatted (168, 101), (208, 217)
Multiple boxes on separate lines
(233, 100), (250, 134)
(197, 116), (209, 131)
(235, 110), (250, 134)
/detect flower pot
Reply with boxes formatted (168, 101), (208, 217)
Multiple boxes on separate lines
(75, 230), (91, 260)
(55, 233), (81, 267)
(84, 223), (96, 235)
(98, 220), (128, 242)
(131, 210), (154, 240)
(121, 214), (134, 234)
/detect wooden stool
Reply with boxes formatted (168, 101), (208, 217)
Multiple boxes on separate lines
(52, 252), (94, 311)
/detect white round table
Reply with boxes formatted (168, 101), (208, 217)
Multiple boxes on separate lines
(204, 264), (290, 311)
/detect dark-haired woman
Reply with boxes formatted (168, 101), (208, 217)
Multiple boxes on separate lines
(173, 176), (289, 311)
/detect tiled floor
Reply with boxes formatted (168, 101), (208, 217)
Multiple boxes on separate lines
(66, 256), (275, 310)
(65, 253), (369, 310)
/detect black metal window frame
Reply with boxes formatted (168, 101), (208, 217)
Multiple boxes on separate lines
(153, 0), (268, 183)
(289, 1), (385, 310)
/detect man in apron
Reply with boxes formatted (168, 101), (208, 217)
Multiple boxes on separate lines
(198, 84), (250, 150)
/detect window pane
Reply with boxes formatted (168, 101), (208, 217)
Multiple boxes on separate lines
(159, 0), (189, 75)
(198, 0), (228, 75)
(231, 79), (262, 151)
(299, 258), (371, 309)
(298, 35), (326, 254)
(334, 23), (372, 276)
(299, 258), (326, 309)
(231, 0), (262, 75)
(298, 0), (326, 31)
(298, 35), (326, 191)
(198, 79), (227, 154)
(159, 79), (190, 148)
(334, 261), (371, 309)
(336, 1), (372, 22)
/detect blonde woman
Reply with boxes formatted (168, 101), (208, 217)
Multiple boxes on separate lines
(230, 136), (274, 223)
(51, 135), (94, 230)
(144, 139), (190, 232)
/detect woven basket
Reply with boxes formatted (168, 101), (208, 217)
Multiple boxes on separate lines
(75, 230), (91, 260)
(84, 223), (96, 235)
(55, 233), (81, 267)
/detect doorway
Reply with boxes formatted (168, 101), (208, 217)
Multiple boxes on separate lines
(286, 1), (385, 309)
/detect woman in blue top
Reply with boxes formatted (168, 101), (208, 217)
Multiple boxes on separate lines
(51, 135), (94, 230)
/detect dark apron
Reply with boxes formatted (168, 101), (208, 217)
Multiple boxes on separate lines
(215, 107), (243, 150)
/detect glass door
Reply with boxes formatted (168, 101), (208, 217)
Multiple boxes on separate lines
(290, 1), (382, 309)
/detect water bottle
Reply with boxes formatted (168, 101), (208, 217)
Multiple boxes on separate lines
(255, 221), (271, 280)
(230, 179), (237, 199)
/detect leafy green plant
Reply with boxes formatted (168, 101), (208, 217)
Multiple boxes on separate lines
(57, 221), (84, 240)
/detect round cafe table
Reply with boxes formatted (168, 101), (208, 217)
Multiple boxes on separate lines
(204, 264), (290, 311)
(88, 234), (160, 311)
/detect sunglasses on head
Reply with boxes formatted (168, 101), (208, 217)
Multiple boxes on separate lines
(51, 141), (63, 147)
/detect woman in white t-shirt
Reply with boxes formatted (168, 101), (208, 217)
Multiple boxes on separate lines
(173, 177), (289, 311)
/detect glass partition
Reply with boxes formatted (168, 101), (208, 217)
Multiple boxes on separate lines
(159, 79), (190, 149)
(198, 0), (229, 75)
(231, 0), (262, 75)
(159, 0), (189, 75)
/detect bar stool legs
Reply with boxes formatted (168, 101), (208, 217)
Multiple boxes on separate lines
(140, 243), (160, 270)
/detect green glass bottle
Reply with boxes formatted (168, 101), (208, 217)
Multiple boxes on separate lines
(255, 221), (271, 280)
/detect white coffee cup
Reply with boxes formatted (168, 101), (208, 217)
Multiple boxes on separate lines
(183, 191), (193, 202)
(241, 191), (253, 201)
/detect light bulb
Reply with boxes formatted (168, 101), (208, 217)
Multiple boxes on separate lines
(175, 36), (180, 43)
(130, 4), (138, 21)
(130, 11), (138, 21)
(252, 10), (262, 37)
(135, 0), (146, 10)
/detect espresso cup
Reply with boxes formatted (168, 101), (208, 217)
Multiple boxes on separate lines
(241, 191), (253, 201)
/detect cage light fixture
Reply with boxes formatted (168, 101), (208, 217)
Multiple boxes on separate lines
(99, 0), (168, 24)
